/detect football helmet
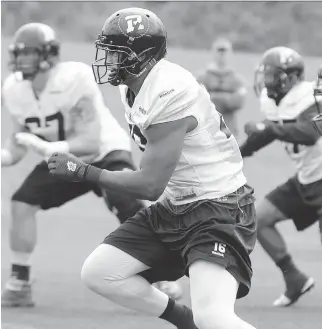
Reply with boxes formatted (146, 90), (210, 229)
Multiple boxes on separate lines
(8, 23), (60, 78)
(92, 7), (167, 86)
(254, 47), (304, 101)
(312, 67), (322, 135)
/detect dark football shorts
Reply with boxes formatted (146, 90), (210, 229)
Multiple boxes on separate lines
(266, 175), (322, 231)
(12, 150), (137, 211)
(103, 184), (257, 299)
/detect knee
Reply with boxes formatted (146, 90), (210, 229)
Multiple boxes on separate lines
(81, 255), (104, 293)
(193, 307), (235, 329)
(81, 248), (122, 295)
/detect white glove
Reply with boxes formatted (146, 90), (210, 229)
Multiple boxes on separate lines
(15, 132), (69, 158)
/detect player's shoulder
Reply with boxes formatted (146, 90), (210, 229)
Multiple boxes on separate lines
(149, 59), (198, 96)
(50, 61), (94, 89)
(282, 80), (315, 111)
(2, 72), (24, 94)
(55, 61), (93, 79)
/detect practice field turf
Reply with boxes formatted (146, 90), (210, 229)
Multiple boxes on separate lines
(1, 39), (322, 329)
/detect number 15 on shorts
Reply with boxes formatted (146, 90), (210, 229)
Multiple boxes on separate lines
(212, 242), (226, 257)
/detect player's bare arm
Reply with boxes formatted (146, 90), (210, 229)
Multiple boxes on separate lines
(48, 116), (196, 200)
(1, 116), (27, 166)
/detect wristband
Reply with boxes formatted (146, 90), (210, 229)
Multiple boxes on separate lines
(83, 165), (103, 184)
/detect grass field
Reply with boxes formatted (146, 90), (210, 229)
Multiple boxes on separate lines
(1, 38), (322, 329)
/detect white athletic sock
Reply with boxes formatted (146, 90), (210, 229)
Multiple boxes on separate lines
(11, 251), (31, 266)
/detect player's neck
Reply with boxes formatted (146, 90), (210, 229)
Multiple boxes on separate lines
(31, 69), (52, 97)
(124, 63), (155, 96)
(215, 63), (230, 71)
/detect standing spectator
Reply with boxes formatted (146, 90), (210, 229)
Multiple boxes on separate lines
(197, 37), (247, 139)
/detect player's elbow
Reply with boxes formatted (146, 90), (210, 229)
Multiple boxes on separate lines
(144, 179), (166, 201)
(145, 185), (164, 201)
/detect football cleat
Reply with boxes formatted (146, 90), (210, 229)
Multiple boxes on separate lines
(1, 278), (35, 307)
(273, 276), (315, 307)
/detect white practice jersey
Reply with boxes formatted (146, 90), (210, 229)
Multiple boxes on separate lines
(260, 81), (322, 184)
(2, 62), (131, 163)
(119, 59), (246, 205)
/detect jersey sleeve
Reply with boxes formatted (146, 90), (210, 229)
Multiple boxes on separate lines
(141, 78), (200, 130)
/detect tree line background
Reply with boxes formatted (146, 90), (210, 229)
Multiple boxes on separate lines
(2, 1), (322, 56)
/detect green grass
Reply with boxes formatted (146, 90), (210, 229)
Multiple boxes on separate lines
(1, 39), (322, 329)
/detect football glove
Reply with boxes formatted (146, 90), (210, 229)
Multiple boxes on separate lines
(48, 152), (102, 183)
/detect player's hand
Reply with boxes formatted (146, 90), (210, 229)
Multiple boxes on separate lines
(47, 152), (90, 182)
(244, 121), (266, 136)
(15, 132), (48, 156)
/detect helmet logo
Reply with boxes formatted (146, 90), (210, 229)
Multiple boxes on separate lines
(279, 48), (294, 65)
(125, 15), (145, 33)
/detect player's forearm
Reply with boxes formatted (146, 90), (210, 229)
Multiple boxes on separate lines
(266, 121), (320, 145)
(66, 136), (100, 157)
(239, 132), (275, 157)
(96, 169), (162, 201)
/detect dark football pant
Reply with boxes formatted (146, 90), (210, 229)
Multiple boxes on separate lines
(104, 184), (257, 299)
(267, 175), (322, 231)
(12, 150), (144, 224)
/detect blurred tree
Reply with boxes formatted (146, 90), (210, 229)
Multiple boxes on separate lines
(1, 1), (322, 56)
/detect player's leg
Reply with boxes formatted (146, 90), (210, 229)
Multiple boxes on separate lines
(189, 261), (255, 329)
(257, 177), (316, 306)
(181, 185), (257, 329)
(2, 161), (91, 307)
(92, 150), (183, 300)
(318, 207), (322, 244)
(81, 207), (198, 329)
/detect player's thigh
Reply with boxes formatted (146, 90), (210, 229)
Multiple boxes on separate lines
(103, 206), (185, 283)
(81, 244), (150, 289)
(189, 259), (238, 317)
(11, 200), (40, 220)
(175, 186), (256, 299)
(256, 198), (288, 229)
(11, 161), (92, 210)
(266, 176), (321, 231)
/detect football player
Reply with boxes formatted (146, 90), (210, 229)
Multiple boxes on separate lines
(1, 22), (146, 307)
(197, 37), (247, 139)
(240, 47), (322, 307)
(48, 8), (257, 329)
(312, 67), (322, 134)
